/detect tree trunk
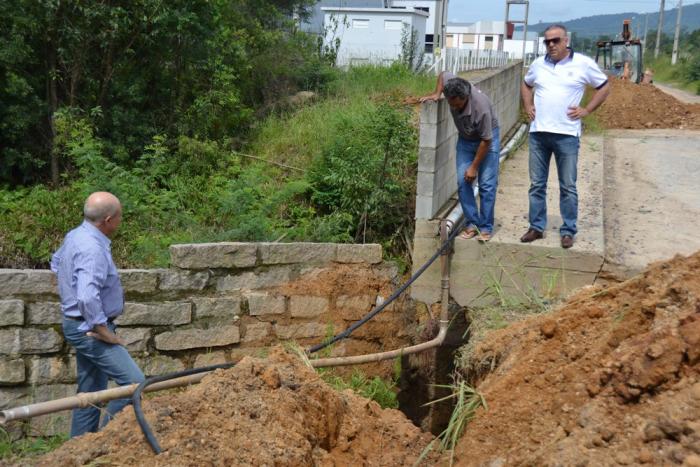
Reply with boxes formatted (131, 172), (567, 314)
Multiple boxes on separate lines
(47, 42), (59, 186)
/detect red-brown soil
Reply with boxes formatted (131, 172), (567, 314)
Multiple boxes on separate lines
(597, 79), (700, 130)
(30, 348), (437, 466)
(453, 251), (700, 466)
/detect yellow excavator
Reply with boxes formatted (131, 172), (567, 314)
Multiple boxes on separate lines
(595, 20), (646, 83)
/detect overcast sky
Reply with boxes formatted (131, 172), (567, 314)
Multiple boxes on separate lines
(448, 0), (700, 24)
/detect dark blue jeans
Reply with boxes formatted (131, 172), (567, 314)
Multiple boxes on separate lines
(456, 126), (501, 233)
(527, 131), (580, 237)
(62, 317), (144, 438)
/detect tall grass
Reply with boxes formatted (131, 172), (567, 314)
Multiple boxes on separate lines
(645, 55), (700, 95)
(248, 64), (434, 169)
(0, 65), (434, 268)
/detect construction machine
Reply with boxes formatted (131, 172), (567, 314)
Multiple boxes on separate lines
(595, 19), (644, 83)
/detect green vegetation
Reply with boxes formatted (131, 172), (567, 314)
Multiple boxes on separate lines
(0, 429), (67, 461)
(320, 369), (400, 409)
(643, 29), (700, 94)
(0, 0), (434, 268)
(418, 380), (487, 466)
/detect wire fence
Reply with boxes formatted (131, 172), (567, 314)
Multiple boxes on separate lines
(426, 48), (514, 74)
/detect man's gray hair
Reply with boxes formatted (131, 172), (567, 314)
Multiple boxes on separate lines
(544, 24), (568, 35)
(84, 197), (119, 222)
(443, 77), (471, 100)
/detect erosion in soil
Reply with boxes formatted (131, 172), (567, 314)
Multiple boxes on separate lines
(29, 348), (438, 466)
(454, 251), (700, 466)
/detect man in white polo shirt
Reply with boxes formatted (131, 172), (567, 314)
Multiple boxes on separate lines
(520, 24), (610, 249)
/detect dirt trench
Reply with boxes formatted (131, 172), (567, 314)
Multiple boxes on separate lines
(452, 251), (700, 466)
(27, 348), (440, 467)
(18, 78), (700, 467)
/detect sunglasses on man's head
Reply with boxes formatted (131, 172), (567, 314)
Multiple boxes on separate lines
(544, 37), (564, 46)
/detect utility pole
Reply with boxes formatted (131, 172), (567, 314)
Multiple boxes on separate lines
(655, 0), (665, 58)
(644, 13), (649, 43)
(671, 0), (683, 65)
(505, 1), (530, 60)
(434, 0), (448, 70)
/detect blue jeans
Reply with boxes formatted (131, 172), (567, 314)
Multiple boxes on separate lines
(456, 127), (500, 233)
(62, 318), (144, 438)
(527, 132), (580, 237)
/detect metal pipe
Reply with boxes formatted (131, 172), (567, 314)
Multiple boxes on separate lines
(499, 122), (528, 164)
(0, 372), (209, 425)
(311, 218), (453, 368)
(1, 218), (456, 425)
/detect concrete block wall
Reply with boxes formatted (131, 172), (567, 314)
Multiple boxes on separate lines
(415, 61), (523, 219)
(0, 242), (414, 437)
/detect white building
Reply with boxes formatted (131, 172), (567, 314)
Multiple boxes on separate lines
(321, 6), (429, 66)
(444, 21), (505, 51)
(301, 1), (447, 54)
(503, 30), (542, 59)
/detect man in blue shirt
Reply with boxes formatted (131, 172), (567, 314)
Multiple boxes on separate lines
(51, 191), (144, 437)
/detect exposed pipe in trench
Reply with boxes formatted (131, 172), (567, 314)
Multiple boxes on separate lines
(0, 121), (529, 451)
(0, 219), (457, 426)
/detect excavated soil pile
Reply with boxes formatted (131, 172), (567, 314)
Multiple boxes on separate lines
(597, 79), (700, 130)
(454, 251), (700, 466)
(32, 348), (437, 466)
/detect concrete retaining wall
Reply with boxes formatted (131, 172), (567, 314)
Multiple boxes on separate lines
(415, 62), (523, 219)
(0, 242), (414, 437)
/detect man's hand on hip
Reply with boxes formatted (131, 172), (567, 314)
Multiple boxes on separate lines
(87, 324), (127, 346)
(525, 105), (536, 121)
(567, 106), (590, 120)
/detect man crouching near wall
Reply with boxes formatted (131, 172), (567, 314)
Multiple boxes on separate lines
(51, 191), (144, 437)
(420, 72), (501, 242)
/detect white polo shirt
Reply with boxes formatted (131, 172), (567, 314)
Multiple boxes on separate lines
(524, 50), (608, 137)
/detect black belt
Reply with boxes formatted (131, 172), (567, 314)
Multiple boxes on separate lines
(65, 315), (115, 323)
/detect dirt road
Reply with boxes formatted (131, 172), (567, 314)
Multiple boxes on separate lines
(655, 82), (700, 105)
(603, 129), (700, 275)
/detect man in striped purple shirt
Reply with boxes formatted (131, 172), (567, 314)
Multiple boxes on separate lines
(51, 192), (144, 437)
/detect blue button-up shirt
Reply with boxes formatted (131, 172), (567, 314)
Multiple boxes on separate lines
(50, 221), (124, 332)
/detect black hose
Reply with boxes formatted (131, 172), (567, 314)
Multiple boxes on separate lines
(307, 218), (464, 354)
(133, 218), (463, 454)
(132, 362), (235, 454)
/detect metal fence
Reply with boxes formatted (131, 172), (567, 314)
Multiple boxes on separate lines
(426, 48), (513, 74)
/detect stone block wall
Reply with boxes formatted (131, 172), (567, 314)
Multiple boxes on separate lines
(415, 61), (523, 219)
(0, 242), (415, 437)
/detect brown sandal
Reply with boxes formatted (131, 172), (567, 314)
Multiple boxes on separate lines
(460, 227), (478, 239)
(478, 232), (492, 242)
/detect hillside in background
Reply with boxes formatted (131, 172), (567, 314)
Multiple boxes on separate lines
(519, 3), (700, 38)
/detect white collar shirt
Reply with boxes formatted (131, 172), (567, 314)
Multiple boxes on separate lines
(524, 49), (608, 137)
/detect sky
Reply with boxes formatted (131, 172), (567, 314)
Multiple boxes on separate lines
(448, 0), (700, 24)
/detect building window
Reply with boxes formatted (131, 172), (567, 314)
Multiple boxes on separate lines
(425, 34), (434, 53)
(462, 34), (475, 44)
(485, 35), (494, 50)
(352, 19), (369, 29)
(446, 34), (455, 48)
(384, 20), (403, 30)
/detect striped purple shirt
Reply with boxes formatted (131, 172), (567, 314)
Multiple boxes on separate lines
(51, 221), (124, 332)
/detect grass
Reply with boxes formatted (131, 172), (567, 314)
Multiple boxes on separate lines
(645, 55), (700, 95)
(417, 380), (487, 466)
(320, 370), (400, 409)
(246, 64), (434, 170)
(0, 428), (68, 461)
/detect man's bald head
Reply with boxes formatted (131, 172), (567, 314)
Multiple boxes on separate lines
(84, 192), (122, 236)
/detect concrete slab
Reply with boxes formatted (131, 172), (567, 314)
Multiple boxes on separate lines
(602, 129), (700, 275)
(410, 134), (606, 307)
